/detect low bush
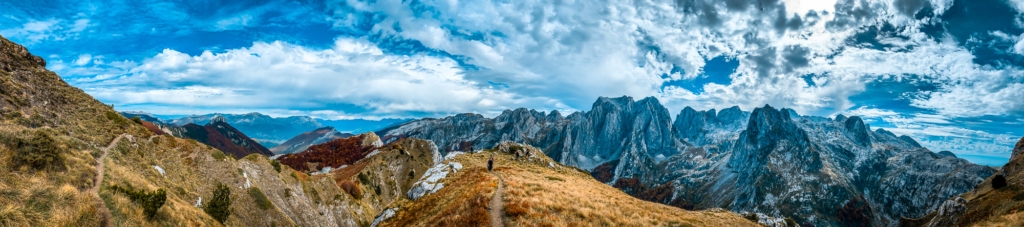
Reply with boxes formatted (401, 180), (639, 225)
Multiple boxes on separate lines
(109, 184), (167, 219)
(270, 160), (282, 173)
(12, 129), (63, 170)
(105, 111), (129, 126)
(339, 180), (362, 200)
(211, 150), (226, 161)
(204, 182), (232, 224)
(247, 187), (273, 210)
(993, 175), (1008, 189)
(131, 116), (143, 125)
(358, 172), (371, 185)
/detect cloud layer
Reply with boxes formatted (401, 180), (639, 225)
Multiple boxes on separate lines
(1, 0), (1022, 161)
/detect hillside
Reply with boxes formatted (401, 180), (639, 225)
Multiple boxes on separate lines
(166, 116), (274, 159)
(276, 133), (383, 172)
(0, 35), (432, 226)
(904, 136), (1024, 226)
(270, 127), (353, 155)
(373, 142), (759, 226)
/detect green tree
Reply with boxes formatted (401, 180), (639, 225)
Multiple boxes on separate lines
(204, 182), (232, 223)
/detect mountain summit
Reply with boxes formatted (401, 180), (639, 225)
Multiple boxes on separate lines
(380, 96), (995, 226)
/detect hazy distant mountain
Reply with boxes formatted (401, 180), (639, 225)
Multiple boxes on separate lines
(165, 113), (411, 148)
(270, 127), (353, 155)
(380, 96), (994, 226)
(119, 111), (166, 125)
(167, 116), (274, 158)
(169, 113), (322, 146)
(317, 118), (413, 133)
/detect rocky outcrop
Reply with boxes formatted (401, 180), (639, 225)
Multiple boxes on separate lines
(1012, 136), (1024, 161)
(380, 96), (994, 226)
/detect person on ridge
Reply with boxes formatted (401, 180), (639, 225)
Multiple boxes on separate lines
(488, 154), (494, 171)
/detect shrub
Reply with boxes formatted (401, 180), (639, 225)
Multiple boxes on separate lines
(993, 175), (1008, 189)
(339, 180), (362, 200)
(105, 111), (129, 126)
(270, 160), (282, 173)
(211, 150), (226, 161)
(358, 172), (371, 185)
(109, 184), (167, 219)
(204, 182), (232, 224)
(132, 116), (143, 125)
(13, 129), (63, 170)
(590, 160), (618, 183)
(247, 187), (273, 210)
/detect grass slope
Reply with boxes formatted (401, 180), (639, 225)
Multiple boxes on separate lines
(378, 143), (759, 227)
(0, 35), (433, 226)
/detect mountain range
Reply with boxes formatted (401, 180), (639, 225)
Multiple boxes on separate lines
(165, 115), (275, 159)
(379, 96), (995, 226)
(121, 111), (410, 148)
(0, 35), (758, 226)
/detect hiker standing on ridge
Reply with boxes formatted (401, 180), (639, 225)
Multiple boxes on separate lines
(488, 154), (494, 171)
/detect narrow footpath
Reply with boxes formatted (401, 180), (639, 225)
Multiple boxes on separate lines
(489, 175), (506, 227)
(91, 133), (127, 227)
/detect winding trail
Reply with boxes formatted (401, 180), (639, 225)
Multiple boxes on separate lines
(91, 133), (127, 227)
(91, 134), (126, 194)
(489, 175), (506, 227)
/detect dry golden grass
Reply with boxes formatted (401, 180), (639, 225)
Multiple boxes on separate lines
(379, 147), (759, 227)
(381, 166), (497, 226)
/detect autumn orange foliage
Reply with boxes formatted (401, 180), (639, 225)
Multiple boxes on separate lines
(278, 135), (375, 172)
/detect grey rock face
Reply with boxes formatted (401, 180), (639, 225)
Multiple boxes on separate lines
(379, 96), (994, 226)
(1012, 136), (1024, 161)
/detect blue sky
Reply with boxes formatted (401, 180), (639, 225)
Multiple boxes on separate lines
(1, 0), (1023, 165)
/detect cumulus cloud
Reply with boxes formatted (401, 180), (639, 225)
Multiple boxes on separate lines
(73, 38), (560, 118)
(4, 0), (1022, 156)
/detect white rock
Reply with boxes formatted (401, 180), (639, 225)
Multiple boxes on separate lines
(152, 165), (165, 177)
(194, 197), (202, 207)
(444, 151), (465, 160)
(407, 162), (455, 200)
(449, 162), (463, 173)
(370, 208), (397, 227)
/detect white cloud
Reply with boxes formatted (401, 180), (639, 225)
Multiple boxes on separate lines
(843, 106), (899, 118)
(323, 0), (1022, 119)
(74, 37), (561, 118)
(74, 54), (92, 66)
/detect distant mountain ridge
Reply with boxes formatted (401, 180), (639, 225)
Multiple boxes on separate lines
(167, 115), (274, 158)
(379, 96), (995, 226)
(270, 126), (353, 155)
(121, 112), (412, 148)
(169, 113), (322, 146)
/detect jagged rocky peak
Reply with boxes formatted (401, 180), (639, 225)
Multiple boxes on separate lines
(745, 104), (796, 138)
(717, 105), (747, 123)
(783, 108), (801, 119)
(545, 110), (563, 121)
(834, 114), (848, 122)
(843, 116), (872, 147)
(209, 115), (227, 125)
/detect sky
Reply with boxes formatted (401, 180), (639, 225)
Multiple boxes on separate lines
(1, 0), (1022, 165)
